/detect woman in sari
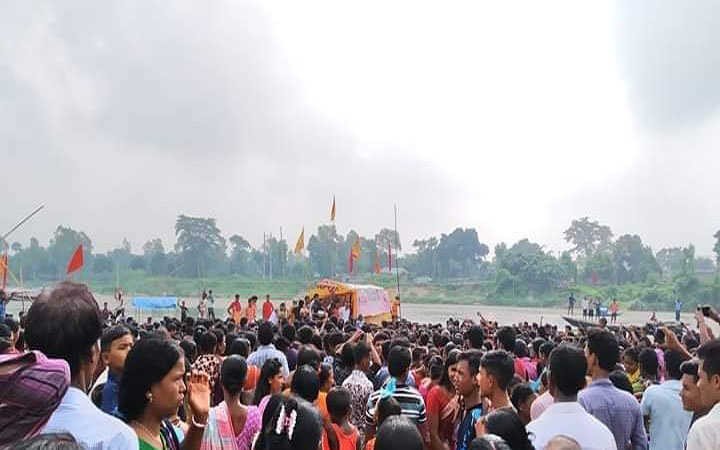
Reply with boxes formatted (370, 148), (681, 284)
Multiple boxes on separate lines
(201, 355), (262, 450)
(119, 338), (210, 450)
(426, 349), (461, 450)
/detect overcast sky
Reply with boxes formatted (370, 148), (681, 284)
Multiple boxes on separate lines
(2, 1), (720, 256)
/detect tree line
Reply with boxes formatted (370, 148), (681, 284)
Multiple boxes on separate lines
(4, 215), (720, 298)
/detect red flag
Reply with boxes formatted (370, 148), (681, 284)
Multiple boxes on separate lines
(66, 244), (84, 275)
(387, 242), (392, 271)
(348, 249), (354, 273)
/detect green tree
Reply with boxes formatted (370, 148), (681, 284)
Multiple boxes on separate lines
(612, 234), (661, 283)
(563, 217), (613, 258)
(174, 215), (226, 278)
(228, 235), (255, 276)
(560, 251), (578, 283)
(412, 237), (439, 277)
(714, 230), (720, 266)
(143, 238), (167, 275)
(656, 247), (686, 277)
(92, 254), (113, 273)
(496, 239), (565, 293)
(435, 228), (489, 278)
(307, 225), (342, 277)
(375, 228), (401, 252)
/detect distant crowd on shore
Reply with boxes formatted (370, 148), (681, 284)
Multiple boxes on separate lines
(1, 283), (720, 449)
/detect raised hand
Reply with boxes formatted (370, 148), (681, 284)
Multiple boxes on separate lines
(187, 370), (210, 423)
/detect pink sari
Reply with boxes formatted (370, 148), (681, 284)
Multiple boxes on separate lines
(201, 401), (261, 450)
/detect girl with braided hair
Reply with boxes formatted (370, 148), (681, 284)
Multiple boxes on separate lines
(252, 395), (322, 450)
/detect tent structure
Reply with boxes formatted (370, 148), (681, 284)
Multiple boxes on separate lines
(308, 279), (391, 324)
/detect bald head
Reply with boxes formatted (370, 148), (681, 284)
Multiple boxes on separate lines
(544, 435), (580, 450)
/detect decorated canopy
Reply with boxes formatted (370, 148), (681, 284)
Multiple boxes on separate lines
(308, 279), (391, 324)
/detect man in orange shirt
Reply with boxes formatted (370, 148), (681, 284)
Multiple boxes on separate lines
(391, 296), (401, 322)
(227, 294), (243, 324)
(262, 294), (274, 322)
(246, 296), (257, 323)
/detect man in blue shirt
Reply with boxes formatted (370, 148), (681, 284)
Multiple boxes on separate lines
(99, 325), (134, 414)
(580, 328), (647, 450)
(675, 299), (682, 322)
(456, 350), (484, 450)
(641, 349), (692, 450)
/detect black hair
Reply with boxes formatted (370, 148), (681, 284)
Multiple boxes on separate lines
(3, 317), (18, 333)
(353, 341), (371, 366)
(375, 396), (402, 427)
(623, 347), (639, 363)
(198, 330), (218, 354)
(638, 348), (659, 379)
(469, 435), (512, 450)
(388, 345), (412, 377)
(608, 370), (634, 395)
(549, 344), (587, 397)
(319, 363), (333, 388)
(458, 350), (484, 376)
(243, 331), (257, 350)
(496, 327), (516, 352)
(291, 364), (320, 403)
(531, 338), (546, 358)
(100, 325), (131, 352)
(178, 340), (197, 363)
(465, 325), (485, 349)
(297, 326), (314, 345)
(11, 433), (83, 450)
(282, 324), (296, 342)
(664, 349), (687, 380)
(697, 340), (720, 379)
(514, 340), (529, 358)
(428, 355), (444, 381)
(221, 355), (248, 396)
(480, 350), (515, 390)
(258, 322), (274, 346)
(510, 384), (536, 411)
(0, 323), (10, 339)
(586, 328), (619, 371)
(25, 282), (103, 376)
(297, 345), (322, 370)
(482, 409), (534, 450)
(118, 338), (183, 421)
(375, 416), (423, 450)
(539, 341), (555, 358)
(326, 387), (351, 421)
(680, 360), (699, 380)
(340, 343), (355, 368)
(254, 396), (322, 450)
(227, 338), (251, 358)
(253, 358), (283, 405)
(439, 349), (461, 390)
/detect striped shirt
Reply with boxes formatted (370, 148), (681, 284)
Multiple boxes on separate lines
(365, 383), (427, 426)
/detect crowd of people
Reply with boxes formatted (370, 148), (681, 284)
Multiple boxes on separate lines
(1, 282), (720, 450)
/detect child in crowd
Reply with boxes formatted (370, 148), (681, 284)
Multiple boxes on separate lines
(98, 325), (134, 414)
(364, 396), (401, 450)
(323, 387), (360, 450)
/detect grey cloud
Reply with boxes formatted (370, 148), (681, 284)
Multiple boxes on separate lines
(615, 0), (720, 131)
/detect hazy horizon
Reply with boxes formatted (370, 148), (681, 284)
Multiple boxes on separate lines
(3, 1), (720, 256)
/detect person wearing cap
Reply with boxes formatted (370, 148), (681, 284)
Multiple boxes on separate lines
(24, 281), (139, 450)
(0, 350), (70, 445)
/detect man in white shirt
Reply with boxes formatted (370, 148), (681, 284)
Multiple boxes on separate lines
(687, 340), (720, 450)
(526, 344), (616, 450)
(25, 282), (138, 450)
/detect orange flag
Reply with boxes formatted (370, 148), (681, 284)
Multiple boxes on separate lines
(294, 228), (305, 255)
(373, 249), (381, 274)
(0, 254), (8, 290)
(66, 244), (84, 275)
(330, 196), (336, 222)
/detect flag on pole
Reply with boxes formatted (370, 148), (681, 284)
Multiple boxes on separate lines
(330, 196), (336, 222)
(388, 242), (392, 271)
(348, 237), (361, 273)
(66, 244), (84, 275)
(294, 228), (305, 255)
(0, 254), (7, 290)
(373, 248), (381, 274)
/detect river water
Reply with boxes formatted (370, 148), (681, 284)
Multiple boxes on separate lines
(5, 296), (700, 328)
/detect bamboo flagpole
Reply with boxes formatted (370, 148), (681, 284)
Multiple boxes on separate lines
(394, 203), (401, 319)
